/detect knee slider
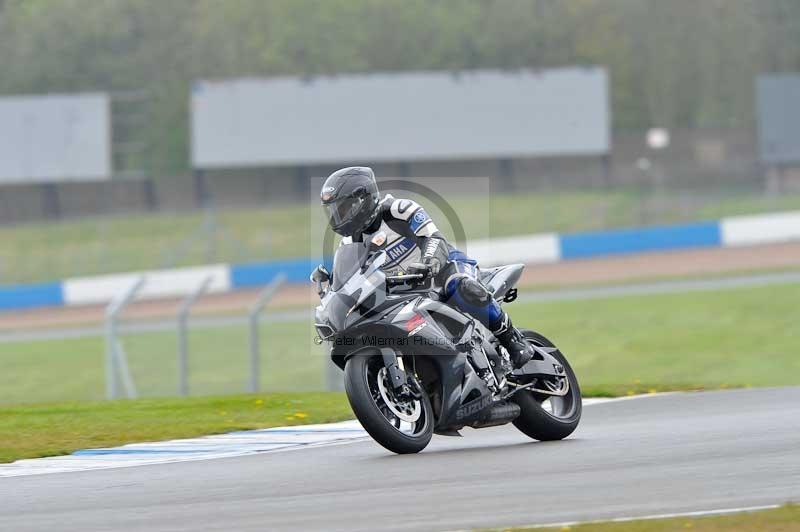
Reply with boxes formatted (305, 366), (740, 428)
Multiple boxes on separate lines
(457, 278), (492, 306)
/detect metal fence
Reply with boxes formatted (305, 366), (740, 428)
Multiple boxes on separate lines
(105, 273), (288, 400)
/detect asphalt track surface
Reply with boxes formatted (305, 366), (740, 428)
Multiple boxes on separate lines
(2, 388), (798, 531)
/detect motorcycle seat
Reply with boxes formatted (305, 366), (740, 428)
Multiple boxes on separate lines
(480, 263), (525, 300)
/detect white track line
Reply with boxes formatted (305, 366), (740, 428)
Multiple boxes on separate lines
(487, 503), (783, 531)
(0, 420), (370, 477)
(0, 396), (651, 478)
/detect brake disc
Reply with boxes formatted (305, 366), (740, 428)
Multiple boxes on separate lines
(376, 367), (421, 423)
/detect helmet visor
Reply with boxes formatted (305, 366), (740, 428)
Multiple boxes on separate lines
(323, 195), (365, 228)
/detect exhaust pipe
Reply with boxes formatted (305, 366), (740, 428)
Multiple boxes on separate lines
(470, 401), (521, 428)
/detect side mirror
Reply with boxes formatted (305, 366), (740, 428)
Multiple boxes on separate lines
(310, 265), (330, 296)
(310, 264), (330, 283)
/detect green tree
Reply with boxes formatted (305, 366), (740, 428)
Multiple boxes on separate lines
(1, 0), (798, 173)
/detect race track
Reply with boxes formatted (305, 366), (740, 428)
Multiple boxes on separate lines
(1, 387), (798, 531)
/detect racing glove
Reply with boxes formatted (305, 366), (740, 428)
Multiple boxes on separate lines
(419, 237), (447, 276)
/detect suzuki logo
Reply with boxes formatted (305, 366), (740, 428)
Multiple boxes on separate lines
(456, 395), (493, 420)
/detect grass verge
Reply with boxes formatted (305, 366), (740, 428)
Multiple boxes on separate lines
(505, 504), (800, 531)
(514, 282), (800, 395)
(517, 266), (800, 292)
(0, 392), (352, 463)
(1, 281), (798, 463)
(2, 282), (799, 405)
(0, 320), (324, 404)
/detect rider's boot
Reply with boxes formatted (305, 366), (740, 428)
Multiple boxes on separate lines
(492, 312), (534, 369)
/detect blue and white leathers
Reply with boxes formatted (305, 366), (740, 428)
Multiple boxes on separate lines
(441, 250), (503, 331)
(346, 194), (503, 332)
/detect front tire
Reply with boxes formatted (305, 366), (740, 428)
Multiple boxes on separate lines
(511, 330), (582, 441)
(344, 353), (434, 454)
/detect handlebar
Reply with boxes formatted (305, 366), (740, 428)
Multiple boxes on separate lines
(385, 272), (426, 285)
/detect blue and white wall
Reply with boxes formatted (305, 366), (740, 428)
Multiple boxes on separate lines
(2, 210), (800, 312)
(0, 257), (317, 311)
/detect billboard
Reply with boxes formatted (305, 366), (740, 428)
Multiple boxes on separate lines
(0, 93), (111, 184)
(757, 74), (800, 165)
(191, 68), (610, 169)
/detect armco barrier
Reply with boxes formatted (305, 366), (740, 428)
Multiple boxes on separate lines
(0, 282), (63, 310)
(559, 221), (722, 260)
(63, 264), (231, 306)
(2, 210), (800, 312)
(720, 211), (800, 247)
(231, 258), (318, 288)
(467, 233), (560, 266)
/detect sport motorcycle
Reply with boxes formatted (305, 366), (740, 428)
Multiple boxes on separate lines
(312, 233), (581, 454)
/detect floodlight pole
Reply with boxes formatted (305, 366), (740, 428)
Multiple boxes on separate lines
(247, 273), (288, 393)
(176, 275), (214, 396)
(105, 276), (146, 400)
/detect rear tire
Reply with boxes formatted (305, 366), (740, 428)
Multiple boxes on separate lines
(344, 353), (433, 454)
(511, 330), (582, 441)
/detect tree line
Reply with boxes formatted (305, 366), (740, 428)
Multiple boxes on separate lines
(1, 0), (798, 174)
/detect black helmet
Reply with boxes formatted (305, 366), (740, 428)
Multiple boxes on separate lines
(320, 167), (380, 236)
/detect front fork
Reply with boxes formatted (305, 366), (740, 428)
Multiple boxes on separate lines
(380, 348), (421, 399)
(381, 348), (406, 390)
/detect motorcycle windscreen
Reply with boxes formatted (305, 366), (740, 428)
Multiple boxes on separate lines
(331, 243), (368, 291)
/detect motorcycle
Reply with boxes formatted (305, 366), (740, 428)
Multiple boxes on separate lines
(312, 233), (581, 454)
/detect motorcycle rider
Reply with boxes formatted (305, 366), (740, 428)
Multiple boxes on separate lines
(319, 166), (534, 369)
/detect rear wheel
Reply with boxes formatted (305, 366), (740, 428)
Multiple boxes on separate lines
(511, 330), (582, 441)
(344, 353), (433, 454)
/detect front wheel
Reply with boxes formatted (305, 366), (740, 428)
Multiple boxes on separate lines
(511, 330), (582, 441)
(344, 353), (434, 454)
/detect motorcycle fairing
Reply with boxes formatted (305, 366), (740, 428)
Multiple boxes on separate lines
(480, 263), (525, 300)
(512, 344), (568, 379)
